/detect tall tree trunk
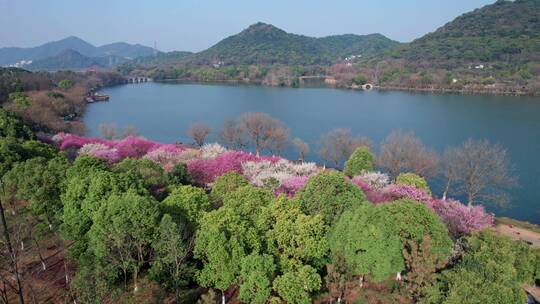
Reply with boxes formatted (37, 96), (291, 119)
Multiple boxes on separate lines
(442, 179), (451, 201)
(0, 196), (24, 304)
(221, 290), (226, 304)
(32, 238), (46, 271)
(133, 270), (138, 293)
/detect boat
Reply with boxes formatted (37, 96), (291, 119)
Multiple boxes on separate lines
(86, 93), (110, 103)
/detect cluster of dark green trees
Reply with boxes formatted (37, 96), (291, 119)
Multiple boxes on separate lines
(1, 109), (540, 304)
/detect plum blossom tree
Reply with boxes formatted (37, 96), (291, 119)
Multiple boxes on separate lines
(275, 176), (309, 197)
(428, 199), (494, 238)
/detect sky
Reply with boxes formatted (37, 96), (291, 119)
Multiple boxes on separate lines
(0, 0), (494, 52)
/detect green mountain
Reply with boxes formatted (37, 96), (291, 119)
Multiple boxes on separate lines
(126, 51), (193, 67)
(187, 22), (399, 66)
(390, 0), (540, 66)
(318, 33), (400, 58)
(0, 36), (156, 66)
(27, 49), (129, 71)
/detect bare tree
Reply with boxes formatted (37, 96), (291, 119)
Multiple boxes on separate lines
(377, 130), (439, 179)
(122, 125), (139, 138)
(187, 122), (212, 147)
(219, 119), (248, 150)
(99, 123), (117, 140)
(441, 139), (517, 207)
(440, 148), (460, 200)
(318, 128), (371, 167)
(292, 138), (310, 162)
(239, 112), (290, 156)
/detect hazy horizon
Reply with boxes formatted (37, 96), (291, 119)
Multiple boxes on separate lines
(1, 0), (494, 52)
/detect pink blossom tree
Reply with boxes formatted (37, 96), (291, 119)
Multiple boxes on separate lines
(274, 175), (309, 197)
(428, 199), (494, 238)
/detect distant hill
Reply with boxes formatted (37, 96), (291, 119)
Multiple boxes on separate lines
(0, 36), (156, 66)
(318, 33), (400, 58)
(27, 49), (129, 71)
(126, 51), (194, 67)
(187, 22), (399, 66)
(389, 0), (540, 66)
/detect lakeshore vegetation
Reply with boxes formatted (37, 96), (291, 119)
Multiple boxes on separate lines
(1, 95), (539, 303)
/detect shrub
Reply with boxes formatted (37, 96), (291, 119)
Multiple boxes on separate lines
(242, 159), (318, 188)
(58, 79), (73, 90)
(383, 184), (432, 203)
(201, 143), (227, 159)
(296, 170), (367, 225)
(8, 92), (32, 107)
(210, 172), (249, 206)
(78, 143), (120, 164)
(396, 173), (431, 195)
(343, 146), (374, 177)
(167, 163), (192, 185)
(351, 171), (389, 190)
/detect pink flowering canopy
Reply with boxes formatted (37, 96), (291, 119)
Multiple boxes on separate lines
(52, 132), (187, 164)
(187, 151), (280, 185)
(275, 175), (309, 197)
(428, 199), (494, 238)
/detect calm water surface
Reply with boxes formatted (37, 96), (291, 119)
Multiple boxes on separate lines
(85, 82), (540, 223)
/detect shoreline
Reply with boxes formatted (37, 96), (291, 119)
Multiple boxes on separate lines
(148, 78), (539, 97)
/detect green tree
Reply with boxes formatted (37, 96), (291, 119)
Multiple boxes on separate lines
(58, 79), (73, 90)
(376, 199), (453, 258)
(238, 253), (276, 304)
(0, 108), (34, 139)
(209, 172), (249, 206)
(168, 163), (192, 185)
(296, 170), (367, 225)
(113, 158), (168, 195)
(61, 157), (148, 258)
(396, 172), (432, 195)
(89, 190), (159, 293)
(421, 231), (530, 304)
(2, 155), (69, 229)
(352, 74), (368, 85)
(266, 197), (329, 271)
(150, 214), (193, 303)
(272, 265), (321, 304)
(329, 203), (404, 283)
(162, 185), (211, 227)
(402, 236), (446, 301)
(343, 146), (374, 177)
(194, 185), (273, 303)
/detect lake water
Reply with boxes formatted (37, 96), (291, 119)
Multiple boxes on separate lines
(85, 82), (540, 223)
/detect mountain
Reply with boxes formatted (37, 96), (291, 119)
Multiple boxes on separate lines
(318, 33), (400, 58)
(187, 22), (399, 66)
(0, 36), (156, 66)
(26, 49), (129, 71)
(389, 0), (540, 66)
(126, 51), (193, 67)
(96, 42), (156, 59)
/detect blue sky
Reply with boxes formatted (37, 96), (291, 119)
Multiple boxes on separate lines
(0, 0), (494, 52)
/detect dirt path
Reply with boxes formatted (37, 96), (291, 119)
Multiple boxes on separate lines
(494, 224), (540, 248)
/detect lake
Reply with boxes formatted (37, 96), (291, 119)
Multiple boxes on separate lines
(85, 82), (540, 223)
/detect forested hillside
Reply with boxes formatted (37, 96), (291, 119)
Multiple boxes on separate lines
(187, 22), (399, 66)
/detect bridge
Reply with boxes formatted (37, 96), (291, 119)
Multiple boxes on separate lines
(126, 76), (152, 83)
